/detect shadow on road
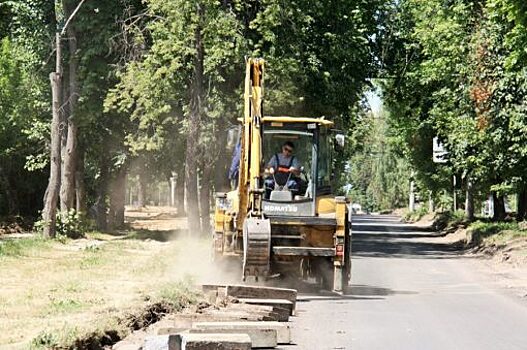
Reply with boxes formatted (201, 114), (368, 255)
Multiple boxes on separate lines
(295, 283), (416, 302)
(351, 216), (465, 260)
(124, 229), (185, 241)
(353, 238), (465, 259)
(347, 284), (417, 296)
(353, 223), (434, 233)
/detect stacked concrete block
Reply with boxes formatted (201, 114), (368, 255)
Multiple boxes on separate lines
(192, 321), (291, 345)
(144, 333), (251, 350)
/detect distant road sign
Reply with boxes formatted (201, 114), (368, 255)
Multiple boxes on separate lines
(433, 137), (448, 163)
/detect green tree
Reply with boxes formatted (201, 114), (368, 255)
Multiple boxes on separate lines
(346, 107), (410, 212)
(107, 0), (245, 234)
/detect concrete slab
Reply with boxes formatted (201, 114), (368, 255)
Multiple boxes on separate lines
(202, 285), (297, 314)
(177, 333), (252, 350)
(188, 328), (276, 348)
(143, 335), (178, 350)
(225, 304), (281, 321)
(144, 333), (252, 350)
(204, 309), (268, 321)
(157, 327), (190, 335)
(192, 321), (291, 344)
(112, 341), (143, 350)
(237, 298), (293, 321)
(167, 312), (264, 329)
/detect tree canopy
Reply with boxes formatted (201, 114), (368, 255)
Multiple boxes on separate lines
(3, 0), (527, 231)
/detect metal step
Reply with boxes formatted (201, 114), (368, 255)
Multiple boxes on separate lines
(271, 235), (303, 240)
(272, 246), (335, 257)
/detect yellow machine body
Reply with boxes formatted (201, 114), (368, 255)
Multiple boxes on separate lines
(213, 58), (351, 291)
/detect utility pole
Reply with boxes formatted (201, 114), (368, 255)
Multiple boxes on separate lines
(170, 172), (177, 207)
(428, 190), (434, 213)
(453, 174), (457, 212)
(465, 176), (474, 221)
(409, 179), (415, 212)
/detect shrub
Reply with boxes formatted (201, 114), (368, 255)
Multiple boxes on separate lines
(56, 209), (87, 239)
(403, 205), (429, 222)
(433, 210), (466, 231)
(34, 209), (88, 239)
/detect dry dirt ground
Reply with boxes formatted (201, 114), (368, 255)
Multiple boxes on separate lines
(0, 206), (237, 349)
(392, 210), (527, 299)
(416, 217), (527, 299)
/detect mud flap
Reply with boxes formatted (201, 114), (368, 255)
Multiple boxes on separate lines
(242, 217), (271, 281)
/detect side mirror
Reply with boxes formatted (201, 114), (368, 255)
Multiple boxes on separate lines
(335, 134), (345, 149)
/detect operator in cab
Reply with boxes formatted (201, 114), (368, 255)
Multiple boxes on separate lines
(264, 141), (301, 199)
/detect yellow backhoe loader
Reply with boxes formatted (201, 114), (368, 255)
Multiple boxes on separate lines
(213, 58), (351, 292)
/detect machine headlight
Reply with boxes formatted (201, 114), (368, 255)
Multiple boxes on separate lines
(215, 193), (232, 211)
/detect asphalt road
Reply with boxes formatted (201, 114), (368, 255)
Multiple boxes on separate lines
(289, 215), (527, 350)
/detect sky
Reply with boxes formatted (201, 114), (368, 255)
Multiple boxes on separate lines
(365, 88), (383, 116)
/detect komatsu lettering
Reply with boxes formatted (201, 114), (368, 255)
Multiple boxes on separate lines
(263, 204), (298, 213)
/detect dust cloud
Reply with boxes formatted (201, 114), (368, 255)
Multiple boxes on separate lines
(163, 234), (242, 286)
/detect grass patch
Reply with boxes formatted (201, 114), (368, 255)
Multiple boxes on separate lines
(0, 219), (207, 348)
(157, 280), (200, 308)
(30, 281), (200, 350)
(31, 327), (83, 350)
(0, 236), (50, 257)
(79, 250), (106, 269)
(403, 206), (429, 222)
(467, 221), (525, 246)
(432, 210), (466, 231)
(45, 297), (86, 316)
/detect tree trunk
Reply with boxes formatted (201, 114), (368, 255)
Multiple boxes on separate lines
(42, 70), (62, 238)
(75, 145), (86, 214)
(176, 165), (186, 216)
(60, 1), (80, 213)
(213, 123), (229, 192)
(185, 3), (205, 235)
(200, 162), (212, 235)
(170, 177), (176, 207)
(492, 191), (506, 221)
(137, 173), (147, 208)
(517, 185), (527, 222)
(465, 177), (475, 221)
(109, 168), (127, 230)
(95, 156), (109, 231)
(0, 164), (18, 215)
(59, 48), (69, 213)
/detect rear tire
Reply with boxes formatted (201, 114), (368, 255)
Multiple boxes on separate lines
(315, 258), (334, 291)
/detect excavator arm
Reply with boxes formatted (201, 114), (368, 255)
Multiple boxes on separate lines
(238, 58), (265, 223)
(237, 58), (271, 281)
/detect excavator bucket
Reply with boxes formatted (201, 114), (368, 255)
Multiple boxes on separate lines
(242, 217), (271, 281)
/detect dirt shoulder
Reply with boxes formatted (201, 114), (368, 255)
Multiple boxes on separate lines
(0, 207), (235, 349)
(416, 215), (527, 299)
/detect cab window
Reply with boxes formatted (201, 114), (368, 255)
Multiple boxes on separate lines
(317, 129), (332, 189)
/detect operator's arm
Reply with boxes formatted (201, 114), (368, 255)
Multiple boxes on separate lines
(289, 157), (301, 176)
(265, 157), (276, 175)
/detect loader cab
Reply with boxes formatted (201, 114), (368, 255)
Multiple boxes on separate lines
(261, 118), (336, 217)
